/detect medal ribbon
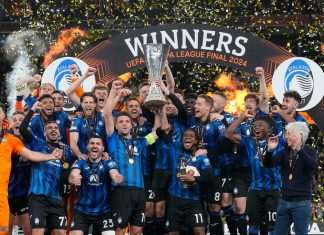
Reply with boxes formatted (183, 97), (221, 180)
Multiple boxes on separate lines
(121, 137), (135, 162)
(131, 123), (139, 139)
(178, 150), (195, 169)
(86, 159), (103, 181)
(196, 115), (210, 147)
(254, 139), (268, 167)
(288, 149), (299, 179)
(83, 112), (97, 134)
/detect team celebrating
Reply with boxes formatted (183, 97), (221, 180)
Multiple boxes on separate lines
(0, 63), (318, 235)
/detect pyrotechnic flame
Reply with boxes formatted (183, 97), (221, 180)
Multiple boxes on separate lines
(214, 73), (235, 89)
(43, 28), (86, 68)
(118, 72), (132, 83)
(224, 89), (249, 115)
(213, 72), (275, 116)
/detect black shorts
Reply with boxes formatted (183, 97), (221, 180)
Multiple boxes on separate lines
(111, 187), (146, 229)
(152, 169), (171, 202)
(166, 196), (206, 232)
(220, 164), (233, 193)
(144, 176), (155, 202)
(28, 194), (67, 229)
(202, 175), (222, 204)
(9, 196), (28, 215)
(71, 211), (114, 232)
(246, 190), (280, 227)
(232, 167), (251, 198)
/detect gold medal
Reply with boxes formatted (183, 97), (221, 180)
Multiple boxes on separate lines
(177, 172), (181, 178)
(129, 158), (134, 164)
(63, 162), (69, 169)
(288, 173), (293, 180)
(260, 161), (264, 167)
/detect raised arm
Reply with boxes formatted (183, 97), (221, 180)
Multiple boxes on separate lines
(19, 101), (41, 143)
(103, 80), (123, 136)
(263, 136), (282, 167)
(65, 66), (97, 106)
(20, 147), (63, 162)
(271, 105), (296, 123)
(256, 67), (269, 114)
(224, 110), (251, 144)
(156, 79), (187, 124)
(69, 131), (87, 160)
(17, 74), (42, 99)
(164, 61), (175, 93)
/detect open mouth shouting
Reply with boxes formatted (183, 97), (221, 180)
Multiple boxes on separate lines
(50, 131), (58, 138)
(98, 98), (105, 106)
(130, 109), (138, 118)
(43, 107), (54, 115)
(54, 105), (61, 111)
(183, 138), (194, 150)
(253, 129), (261, 138)
(89, 147), (100, 158)
(84, 107), (93, 116)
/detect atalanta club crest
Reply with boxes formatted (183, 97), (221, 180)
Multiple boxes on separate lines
(284, 59), (314, 109)
(272, 57), (324, 111)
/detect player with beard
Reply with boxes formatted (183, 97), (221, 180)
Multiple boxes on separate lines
(8, 111), (31, 235)
(28, 94), (71, 144)
(165, 128), (213, 235)
(191, 94), (224, 235)
(70, 92), (106, 160)
(271, 91), (307, 138)
(69, 134), (123, 235)
(225, 113), (282, 235)
(51, 90), (65, 112)
(123, 97), (156, 235)
(103, 80), (166, 235)
(19, 101), (77, 235)
(0, 103), (64, 235)
(210, 92), (237, 235)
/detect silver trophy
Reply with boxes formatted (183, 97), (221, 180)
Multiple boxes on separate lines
(143, 43), (170, 107)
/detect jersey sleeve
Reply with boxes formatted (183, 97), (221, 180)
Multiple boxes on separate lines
(71, 159), (82, 170)
(296, 114), (308, 125)
(8, 134), (25, 156)
(29, 116), (36, 129)
(106, 131), (117, 154)
(65, 146), (78, 164)
(69, 117), (81, 133)
(24, 94), (37, 110)
(200, 155), (212, 171)
(105, 160), (118, 171)
(64, 112), (72, 129)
